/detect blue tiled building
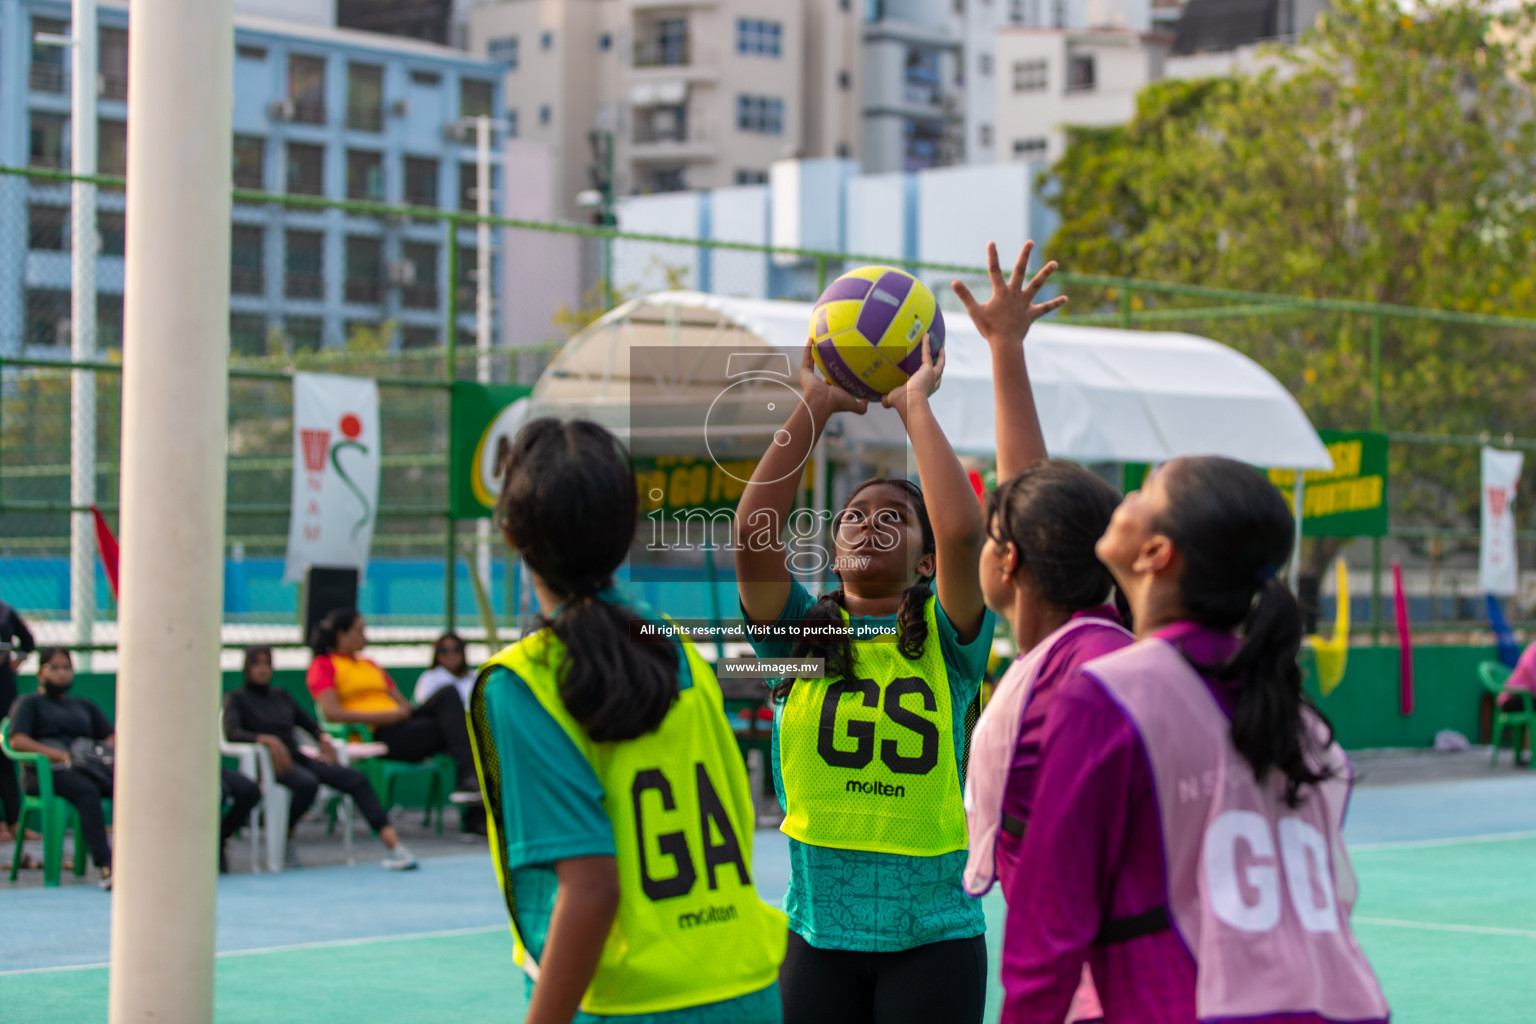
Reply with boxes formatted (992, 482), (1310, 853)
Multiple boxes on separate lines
(0, 0), (504, 357)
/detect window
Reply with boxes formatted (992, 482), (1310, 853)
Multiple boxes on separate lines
(737, 19), (782, 57)
(26, 290), (70, 348)
(230, 313), (268, 358)
(735, 169), (769, 185)
(231, 225), (265, 295)
(28, 205), (66, 250)
(285, 231), (324, 299)
(638, 19), (688, 66)
(99, 120), (127, 177)
(1067, 54), (1095, 92)
(904, 47), (941, 105)
(404, 156), (439, 207)
(410, 69), (441, 86)
(540, 31), (553, 50)
(539, 104), (551, 126)
(347, 63), (384, 131)
(100, 27), (129, 101)
(97, 294), (124, 350)
(345, 236), (383, 304)
(836, 142), (851, 158)
(31, 18), (67, 93)
(634, 104), (687, 143)
(1013, 137), (1048, 159)
(287, 54), (327, 124)
(233, 135), (265, 190)
(736, 95), (784, 135)
(839, 70), (852, 89)
(598, 33), (613, 51)
(29, 113), (66, 169)
(461, 79), (494, 119)
(507, 109), (520, 137)
(345, 150), (383, 202)
(459, 164), (499, 212)
(236, 44), (267, 61)
(1013, 58), (1047, 91)
(1009, 0), (1028, 21)
(647, 167), (688, 193)
(98, 211), (125, 256)
(285, 317), (322, 353)
(1052, 0), (1066, 26)
(401, 242), (439, 308)
(979, 53), (993, 75)
(488, 36), (519, 68)
(456, 245), (477, 307)
(400, 326), (438, 349)
(286, 143), (324, 196)
(978, 123), (993, 147)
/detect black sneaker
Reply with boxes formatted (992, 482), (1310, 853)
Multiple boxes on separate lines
(218, 844), (230, 875)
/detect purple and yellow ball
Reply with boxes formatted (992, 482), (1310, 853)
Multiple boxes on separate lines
(809, 266), (946, 401)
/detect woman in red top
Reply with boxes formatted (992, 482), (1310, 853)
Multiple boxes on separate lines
(305, 608), (480, 801)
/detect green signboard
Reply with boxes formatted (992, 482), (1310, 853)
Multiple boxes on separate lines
(1268, 430), (1389, 538)
(635, 455), (761, 514)
(450, 382), (533, 519)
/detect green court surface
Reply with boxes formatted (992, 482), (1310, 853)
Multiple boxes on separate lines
(4, 785), (1535, 1021)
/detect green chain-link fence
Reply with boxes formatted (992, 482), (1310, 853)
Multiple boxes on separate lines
(2, 164), (1533, 650)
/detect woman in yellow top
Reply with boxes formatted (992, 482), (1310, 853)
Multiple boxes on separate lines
(305, 608), (480, 802)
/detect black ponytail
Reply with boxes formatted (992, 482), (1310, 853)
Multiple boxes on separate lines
(1157, 456), (1334, 807)
(777, 478), (934, 699)
(309, 607), (360, 658)
(497, 418), (678, 742)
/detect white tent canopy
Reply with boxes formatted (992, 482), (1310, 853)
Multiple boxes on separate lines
(531, 291), (1333, 472)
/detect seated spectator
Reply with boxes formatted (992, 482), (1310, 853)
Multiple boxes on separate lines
(1502, 641), (1536, 709)
(219, 768), (261, 874)
(225, 645), (417, 871)
(413, 632), (474, 706)
(305, 609), (479, 802)
(7, 648), (114, 889)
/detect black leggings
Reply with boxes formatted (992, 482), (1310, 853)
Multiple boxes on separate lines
(278, 754), (390, 833)
(220, 769), (262, 843)
(25, 767), (112, 870)
(779, 930), (987, 1024)
(374, 687), (476, 784)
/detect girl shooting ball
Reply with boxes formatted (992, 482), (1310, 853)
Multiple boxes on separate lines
(736, 310), (994, 1024)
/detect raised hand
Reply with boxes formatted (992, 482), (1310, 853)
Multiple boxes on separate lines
(800, 339), (870, 418)
(882, 334), (945, 418)
(952, 241), (1068, 350)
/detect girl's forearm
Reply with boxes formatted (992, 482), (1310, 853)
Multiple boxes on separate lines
(990, 339), (1047, 480)
(525, 860), (620, 1024)
(898, 394), (984, 544)
(737, 395), (830, 532)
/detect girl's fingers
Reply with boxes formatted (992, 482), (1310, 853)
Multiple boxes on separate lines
(986, 242), (1005, 289)
(1024, 260), (1059, 299)
(952, 280), (981, 315)
(1008, 241), (1034, 291)
(802, 339), (816, 369)
(1037, 295), (1069, 315)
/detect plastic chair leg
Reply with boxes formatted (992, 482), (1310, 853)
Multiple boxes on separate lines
(10, 807), (33, 882)
(1492, 716), (1509, 766)
(41, 801), (66, 887)
(263, 783), (290, 873)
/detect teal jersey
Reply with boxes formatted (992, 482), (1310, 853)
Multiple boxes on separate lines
(481, 593), (780, 1023)
(750, 582), (995, 952)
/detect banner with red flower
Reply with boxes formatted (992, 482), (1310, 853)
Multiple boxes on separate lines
(283, 373), (381, 584)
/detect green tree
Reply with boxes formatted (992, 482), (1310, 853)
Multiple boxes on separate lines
(1045, 0), (1536, 566)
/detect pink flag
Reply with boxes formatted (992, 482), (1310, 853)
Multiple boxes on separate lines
(1392, 561), (1413, 715)
(91, 505), (120, 601)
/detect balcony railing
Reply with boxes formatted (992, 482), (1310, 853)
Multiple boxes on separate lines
(230, 267), (265, 295)
(30, 64), (66, 93)
(284, 271), (324, 300)
(634, 40), (691, 67)
(346, 105), (383, 132)
(290, 100), (327, 125)
(29, 151), (65, 171)
(345, 278), (383, 304)
(401, 284), (439, 309)
(100, 74), (128, 101)
(633, 120), (708, 145)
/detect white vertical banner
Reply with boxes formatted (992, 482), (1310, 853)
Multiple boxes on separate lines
(284, 373), (381, 584)
(1480, 446), (1525, 596)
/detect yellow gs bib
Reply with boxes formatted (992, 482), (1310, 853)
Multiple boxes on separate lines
(777, 596), (968, 857)
(470, 628), (787, 1017)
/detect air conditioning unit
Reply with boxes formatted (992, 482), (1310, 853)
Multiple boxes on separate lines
(386, 259), (417, 287)
(390, 99), (409, 118)
(268, 98), (295, 121)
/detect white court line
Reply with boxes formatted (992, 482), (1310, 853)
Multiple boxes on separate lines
(1355, 917), (1536, 939)
(1349, 828), (1536, 852)
(0, 924), (506, 978)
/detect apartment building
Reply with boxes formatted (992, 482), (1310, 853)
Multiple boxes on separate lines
(993, 25), (1169, 165)
(467, 0), (861, 220)
(0, 0), (503, 357)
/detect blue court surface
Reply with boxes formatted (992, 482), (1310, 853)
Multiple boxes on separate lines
(3, 774), (1535, 1022)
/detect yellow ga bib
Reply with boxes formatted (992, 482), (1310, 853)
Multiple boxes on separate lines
(470, 628), (787, 1016)
(777, 596), (968, 856)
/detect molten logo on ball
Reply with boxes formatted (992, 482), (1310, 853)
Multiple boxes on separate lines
(810, 266), (946, 401)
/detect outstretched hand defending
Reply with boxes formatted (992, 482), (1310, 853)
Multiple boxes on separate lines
(952, 240), (1068, 350)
